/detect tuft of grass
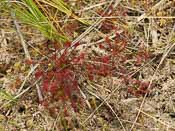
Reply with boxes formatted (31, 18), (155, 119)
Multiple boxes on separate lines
(13, 0), (68, 42)
(0, 89), (16, 103)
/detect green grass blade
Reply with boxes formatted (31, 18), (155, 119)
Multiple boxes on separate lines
(13, 0), (68, 42)
(0, 89), (15, 101)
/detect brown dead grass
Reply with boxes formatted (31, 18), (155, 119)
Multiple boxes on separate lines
(0, 0), (175, 131)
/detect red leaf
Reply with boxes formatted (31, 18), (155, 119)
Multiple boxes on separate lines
(101, 55), (110, 63)
(136, 55), (142, 65)
(74, 42), (80, 48)
(99, 44), (105, 49)
(88, 74), (94, 81)
(42, 79), (50, 92)
(35, 70), (44, 79)
(63, 86), (71, 98)
(71, 100), (78, 112)
(132, 79), (141, 85)
(143, 51), (150, 59)
(127, 87), (134, 94)
(40, 100), (48, 108)
(119, 41), (127, 51)
(63, 107), (69, 116)
(65, 41), (71, 47)
(105, 36), (111, 45)
(49, 84), (58, 94)
(46, 71), (55, 79)
(115, 32), (120, 39)
(79, 52), (85, 59)
(25, 59), (35, 65)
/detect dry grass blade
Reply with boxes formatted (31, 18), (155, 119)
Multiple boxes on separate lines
(130, 24), (175, 131)
(137, 0), (167, 22)
(0, 76), (40, 110)
(136, 108), (175, 130)
(7, 0), (44, 102)
(87, 86), (126, 131)
(71, 0), (122, 46)
(39, 0), (89, 25)
(82, 83), (121, 125)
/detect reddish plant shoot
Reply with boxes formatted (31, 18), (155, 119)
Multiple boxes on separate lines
(34, 6), (151, 114)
